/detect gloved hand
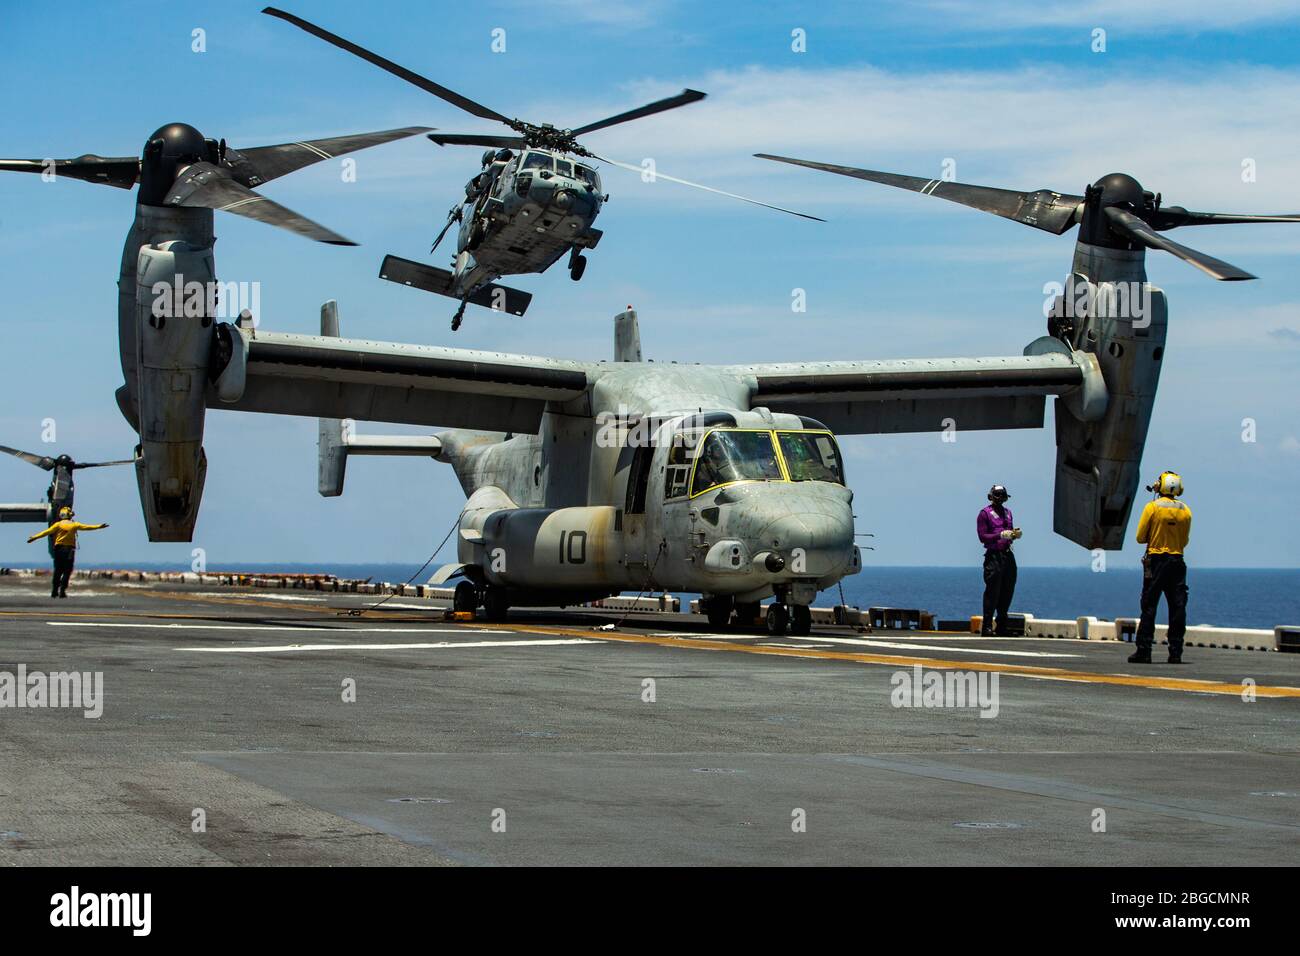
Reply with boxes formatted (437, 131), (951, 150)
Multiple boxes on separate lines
(1011, 528), (1023, 539)
(1000, 530), (1015, 540)
(26, 536), (35, 544)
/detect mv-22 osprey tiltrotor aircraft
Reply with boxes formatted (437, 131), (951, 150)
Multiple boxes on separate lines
(0, 447), (135, 555)
(263, 7), (821, 331)
(0, 116), (432, 535)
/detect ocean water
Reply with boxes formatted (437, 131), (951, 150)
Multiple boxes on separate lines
(35, 561), (1300, 630)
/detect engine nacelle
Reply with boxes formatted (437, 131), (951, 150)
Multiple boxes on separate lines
(132, 240), (215, 541)
(1051, 247), (1168, 550)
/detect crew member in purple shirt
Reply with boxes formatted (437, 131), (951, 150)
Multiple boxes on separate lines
(977, 484), (1021, 636)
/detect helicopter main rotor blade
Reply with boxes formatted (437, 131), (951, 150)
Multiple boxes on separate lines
(0, 155), (139, 189)
(570, 89), (707, 137)
(165, 162), (356, 245)
(263, 7), (513, 126)
(0, 445), (56, 470)
(71, 458), (138, 469)
(1152, 207), (1300, 229)
(592, 153), (825, 222)
(427, 133), (528, 149)
(1104, 207), (1255, 281)
(755, 153), (1084, 235)
(227, 127), (431, 187)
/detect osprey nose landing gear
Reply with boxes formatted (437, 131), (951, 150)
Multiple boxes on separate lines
(763, 602), (811, 636)
(765, 584), (813, 637)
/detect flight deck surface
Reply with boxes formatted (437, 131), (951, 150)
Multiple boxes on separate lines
(1, 576), (1296, 866)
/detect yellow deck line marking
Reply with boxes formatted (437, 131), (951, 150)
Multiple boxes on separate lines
(471, 622), (1300, 699)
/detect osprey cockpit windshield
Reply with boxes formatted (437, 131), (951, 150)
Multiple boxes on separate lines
(679, 428), (846, 498)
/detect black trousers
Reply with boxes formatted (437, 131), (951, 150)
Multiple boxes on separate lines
(982, 549), (1017, 632)
(51, 545), (75, 597)
(1136, 553), (1188, 654)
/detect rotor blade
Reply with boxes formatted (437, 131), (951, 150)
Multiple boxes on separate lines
(227, 127), (432, 187)
(591, 154), (824, 222)
(164, 162), (356, 245)
(570, 89), (707, 137)
(0, 155), (139, 189)
(71, 458), (137, 469)
(263, 7), (513, 125)
(1153, 206), (1300, 229)
(0, 445), (55, 470)
(1105, 207), (1255, 281)
(427, 133), (527, 149)
(755, 154), (1083, 235)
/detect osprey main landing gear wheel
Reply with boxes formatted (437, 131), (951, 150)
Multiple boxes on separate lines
(766, 603), (789, 636)
(453, 580), (478, 615)
(789, 604), (812, 637)
(734, 602), (762, 627)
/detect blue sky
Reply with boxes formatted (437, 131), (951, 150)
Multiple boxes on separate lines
(2, 0), (1299, 570)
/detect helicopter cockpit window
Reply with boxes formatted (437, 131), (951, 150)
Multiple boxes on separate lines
(690, 429), (782, 496)
(554, 158), (573, 178)
(776, 431), (845, 485)
(521, 152), (552, 171)
(575, 165), (600, 189)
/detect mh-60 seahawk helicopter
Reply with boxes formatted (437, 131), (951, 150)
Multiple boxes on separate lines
(264, 8), (821, 331)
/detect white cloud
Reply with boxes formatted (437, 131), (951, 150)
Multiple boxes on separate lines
(912, 1), (1300, 31)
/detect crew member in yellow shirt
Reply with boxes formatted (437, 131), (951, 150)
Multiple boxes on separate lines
(1129, 471), (1191, 665)
(27, 506), (109, 599)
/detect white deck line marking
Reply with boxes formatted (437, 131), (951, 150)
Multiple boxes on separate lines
(786, 635), (1081, 658)
(176, 639), (602, 653)
(46, 622), (487, 634)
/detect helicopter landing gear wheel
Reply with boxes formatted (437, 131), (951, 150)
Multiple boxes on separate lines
(569, 251), (587, 281)
(766, 603), (789, 636)
(453, 580), (478, 615)
(705, 595), (733, 629)
(789, 604), (812, 637)
(451, 298), (468, 332)
(482, 587), (509, 623)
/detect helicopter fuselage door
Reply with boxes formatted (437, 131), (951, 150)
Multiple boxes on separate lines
(620, 440), (655, 574)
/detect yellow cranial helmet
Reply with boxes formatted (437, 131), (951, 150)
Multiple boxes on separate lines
(1148, 471), (1183, 497)
(58, 506), (74, 518)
